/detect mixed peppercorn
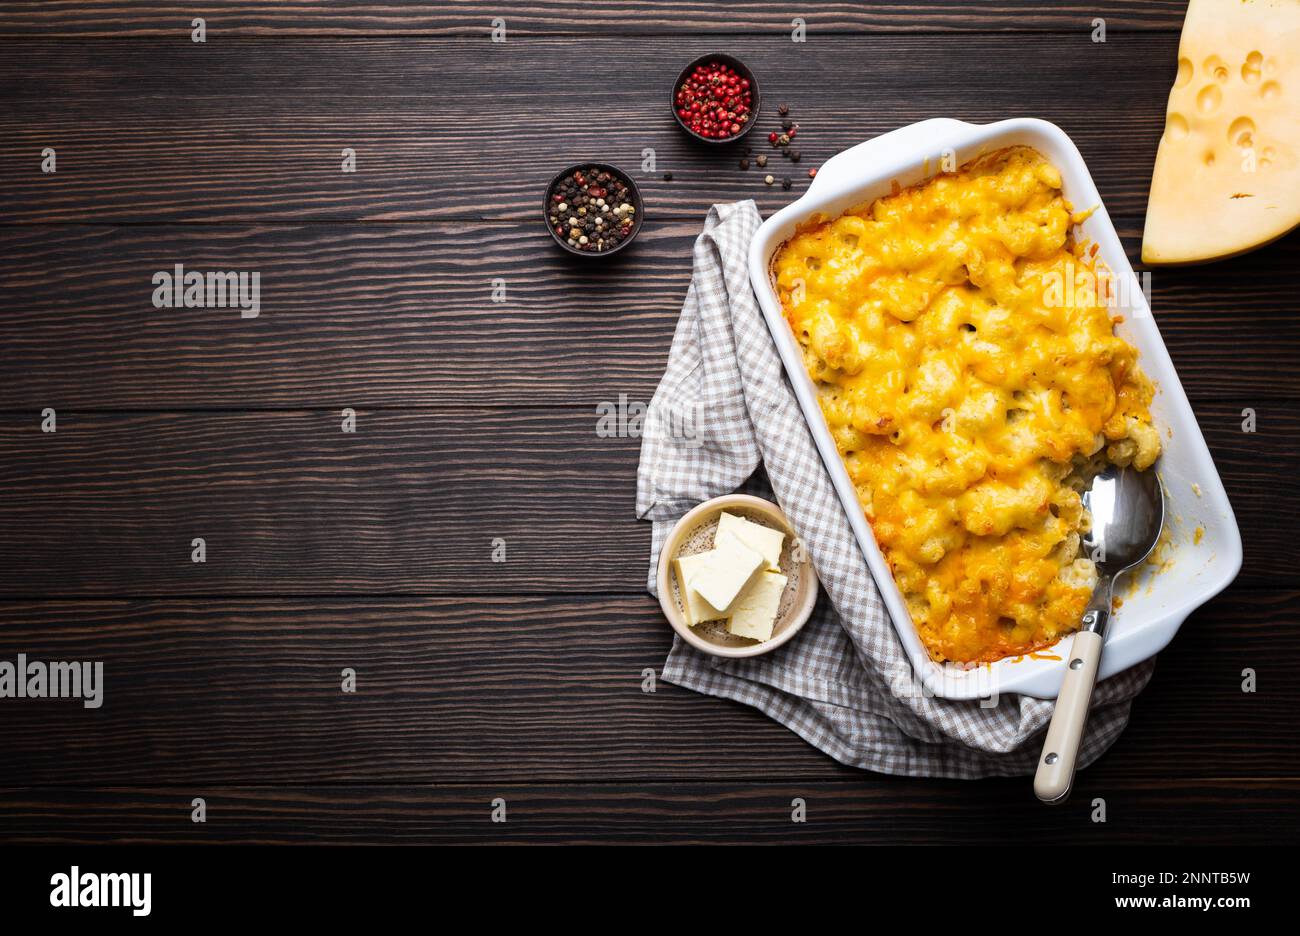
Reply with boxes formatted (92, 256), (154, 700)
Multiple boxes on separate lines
(545, 65), (824, 252)
(548, 167), (637, 253)
(767, 103), (802, 163)
(675, 60), (754, 140)
(735, 101), (814, 191)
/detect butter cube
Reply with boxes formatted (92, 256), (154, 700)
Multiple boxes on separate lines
(689, 530), (764, 614)
(727, 571), (788, 642)
(673, 550), (729, 626)
(717, 512), (785, 572)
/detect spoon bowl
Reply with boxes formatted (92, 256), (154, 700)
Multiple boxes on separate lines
(1082, 464), (1166, 578)
(1034, 464), (1165, 804)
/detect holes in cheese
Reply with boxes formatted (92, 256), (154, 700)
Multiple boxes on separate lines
(716, 511), (786, 571)
(1142, 0), (1300, 264)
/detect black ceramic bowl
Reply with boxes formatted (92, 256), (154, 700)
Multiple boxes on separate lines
(543, 163), (643, 258)
(671, 53), (761, 145)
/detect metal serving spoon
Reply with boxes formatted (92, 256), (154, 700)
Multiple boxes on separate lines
(1034, 464), (1165, 804)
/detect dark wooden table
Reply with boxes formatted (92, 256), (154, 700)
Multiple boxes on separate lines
(1, 1), (1296, 845)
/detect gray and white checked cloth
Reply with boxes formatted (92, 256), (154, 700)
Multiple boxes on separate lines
(635, 200), (1154, 778)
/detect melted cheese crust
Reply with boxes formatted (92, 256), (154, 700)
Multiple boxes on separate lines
(774, 146), (1160, 664)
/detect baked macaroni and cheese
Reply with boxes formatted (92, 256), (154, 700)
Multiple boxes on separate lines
(773, 146), (1160, 664)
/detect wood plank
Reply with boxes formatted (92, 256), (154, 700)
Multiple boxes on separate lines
(0, 3), (1189, 37)
(0, 222), (687, 409)
(0, 780), (1293, 845)
(0, 405), (1293, 595)
(1, 221), (1296, 409)
(0, 35), (1184, 221)
(1114, 588), (1300, 776)
(0, 409), (644, 594)
(0, 591), (1294, 785)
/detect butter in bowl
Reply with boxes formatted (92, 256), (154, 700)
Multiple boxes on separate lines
(656, 494), (818, 658)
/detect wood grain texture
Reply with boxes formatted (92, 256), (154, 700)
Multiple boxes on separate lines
(0, 408), (645, 594)
(1, 222), (1298, 408)
(0, 404), (1292, 595)
(2, 2), (1297, 846)
(0, 591), (1295, 786)
(0, 2), (1189, 37)
(0, 35), (1182, 221)
(0, 780), (1293, 845)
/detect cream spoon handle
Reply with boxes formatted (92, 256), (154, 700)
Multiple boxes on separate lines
(1034, 626), (1104, 804)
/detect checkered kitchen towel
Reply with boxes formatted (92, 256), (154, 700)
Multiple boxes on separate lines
(636, 200), (1154, 778)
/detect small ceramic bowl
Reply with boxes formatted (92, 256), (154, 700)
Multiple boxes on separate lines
(671, 53), (761, 145)
(543, 163), (643, 258)
(656, 494), (819, 658)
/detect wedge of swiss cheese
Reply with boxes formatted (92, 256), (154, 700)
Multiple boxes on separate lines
(1142, 0), (1300, 264)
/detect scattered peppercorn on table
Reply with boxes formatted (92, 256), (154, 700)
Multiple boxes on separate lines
(0, 1), (1296, 847)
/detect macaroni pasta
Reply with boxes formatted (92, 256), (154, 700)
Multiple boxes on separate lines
(774, 147), (1160, 663)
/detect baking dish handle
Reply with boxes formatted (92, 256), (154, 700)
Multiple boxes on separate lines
(807, 118), (977, 199)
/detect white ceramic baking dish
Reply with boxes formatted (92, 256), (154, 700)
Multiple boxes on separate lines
(748, 117), (1242, 700)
